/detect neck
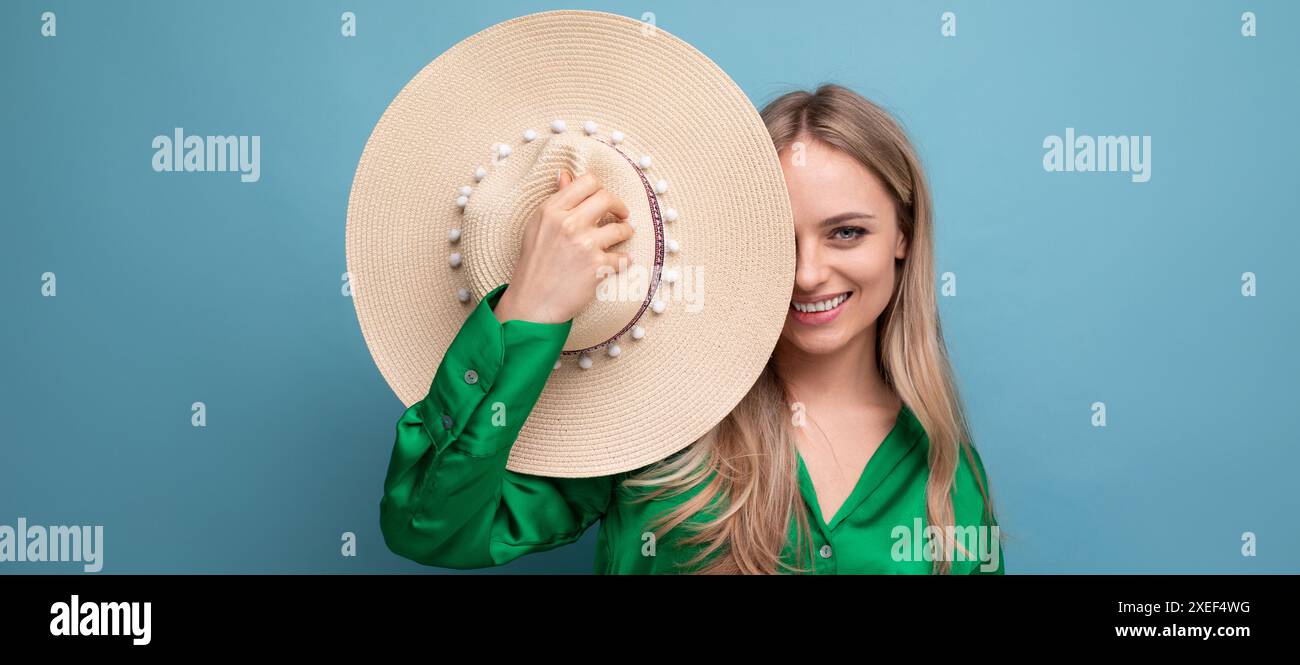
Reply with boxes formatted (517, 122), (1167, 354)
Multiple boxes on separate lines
(772, 324), (896, 410)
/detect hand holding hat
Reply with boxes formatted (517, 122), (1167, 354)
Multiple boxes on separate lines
(494, 170), (635, 326)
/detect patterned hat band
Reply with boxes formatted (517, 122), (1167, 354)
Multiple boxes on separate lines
(447, 120), (683, 370)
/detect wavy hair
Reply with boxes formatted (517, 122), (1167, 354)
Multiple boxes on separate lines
(621, 84), (994, 574)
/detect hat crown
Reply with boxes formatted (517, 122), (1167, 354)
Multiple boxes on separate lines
(462, 131), (657, 352)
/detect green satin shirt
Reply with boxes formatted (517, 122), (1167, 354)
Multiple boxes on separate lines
(380, 283), (1005, 574)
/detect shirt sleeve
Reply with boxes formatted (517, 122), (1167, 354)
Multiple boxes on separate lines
(379, 282), (617, 569)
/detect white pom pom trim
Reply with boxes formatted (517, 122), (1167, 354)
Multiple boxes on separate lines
(451, 119), (687, 364)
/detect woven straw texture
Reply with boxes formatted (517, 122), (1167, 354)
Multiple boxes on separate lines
(346, 9), (794, 477)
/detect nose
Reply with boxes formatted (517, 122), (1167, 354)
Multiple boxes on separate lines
(792, 236), (829, 295)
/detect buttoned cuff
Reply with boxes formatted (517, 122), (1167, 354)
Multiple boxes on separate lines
(417, 282), (572, 456)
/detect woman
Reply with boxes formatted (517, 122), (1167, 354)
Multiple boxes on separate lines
(379, 83), (1003, 574)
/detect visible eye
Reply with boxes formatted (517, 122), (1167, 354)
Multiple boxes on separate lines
(830, 226), (867, 241)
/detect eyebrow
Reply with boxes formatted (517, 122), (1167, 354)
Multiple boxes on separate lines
(819, 212), (875, 228)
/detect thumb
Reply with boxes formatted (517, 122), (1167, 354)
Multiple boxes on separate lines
(557, 169), (573, 189)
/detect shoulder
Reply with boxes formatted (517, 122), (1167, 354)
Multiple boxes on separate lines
(901, 407), (994, 516)
(908, 422), (1004, 573)
(956, 442), (1005, 573)
(954, 441), (996, 527)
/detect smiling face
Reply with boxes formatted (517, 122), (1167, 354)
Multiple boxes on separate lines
(777, 135), (908, 357)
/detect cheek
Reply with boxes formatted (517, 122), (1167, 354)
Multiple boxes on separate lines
(847, 246), (898, 318)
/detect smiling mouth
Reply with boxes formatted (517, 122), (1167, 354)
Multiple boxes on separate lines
(790, 291), (852, 313)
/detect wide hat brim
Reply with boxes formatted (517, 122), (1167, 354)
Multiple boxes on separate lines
(346, 9), (795, 478)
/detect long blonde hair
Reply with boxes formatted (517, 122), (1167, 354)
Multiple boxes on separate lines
(621, 83), (994, 574)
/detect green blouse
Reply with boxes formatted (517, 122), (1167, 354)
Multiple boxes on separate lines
(379, 283), (1004, 574)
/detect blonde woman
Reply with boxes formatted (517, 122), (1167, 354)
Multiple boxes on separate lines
(380, 84), (1003, 574)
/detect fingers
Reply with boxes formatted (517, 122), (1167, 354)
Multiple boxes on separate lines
(551, 171), (600, 210)
(552, 172), (631, 220)
(571, 188), (630, 228)
(591, 215), (635, 250)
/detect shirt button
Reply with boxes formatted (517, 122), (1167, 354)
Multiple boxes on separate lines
(440, 414), (453, 430)
(463, 369), (478, 385)
(819, 545), (833, 559)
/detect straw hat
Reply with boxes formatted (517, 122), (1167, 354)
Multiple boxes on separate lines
(346, 9), (795, 477)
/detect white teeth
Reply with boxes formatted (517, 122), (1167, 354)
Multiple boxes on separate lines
(792, 293), (848, 313)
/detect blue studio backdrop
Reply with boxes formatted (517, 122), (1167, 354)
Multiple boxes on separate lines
(2, 0), (1297, 573)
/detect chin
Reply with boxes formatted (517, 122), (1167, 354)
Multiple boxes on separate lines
(778, 328), (854, 357)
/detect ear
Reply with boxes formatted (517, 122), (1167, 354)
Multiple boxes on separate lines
(895, 231), (908, 261)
